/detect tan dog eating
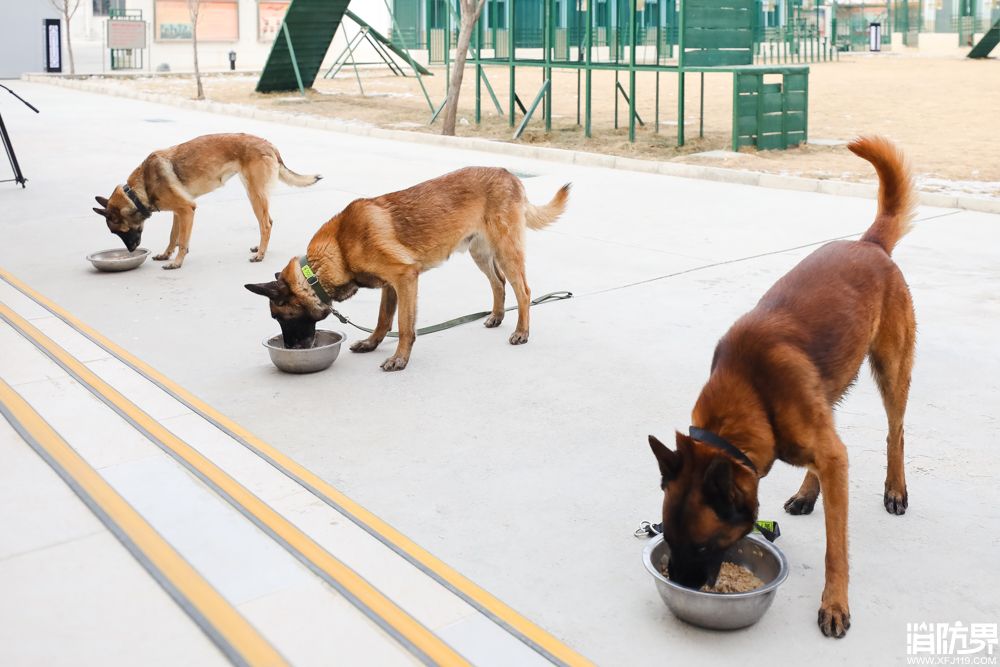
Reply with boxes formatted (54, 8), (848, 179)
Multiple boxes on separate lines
(92, 133), (320, 269)
(245, 167), (569, 371)
(648, 136), (917, 638)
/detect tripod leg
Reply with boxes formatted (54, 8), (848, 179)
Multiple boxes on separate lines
(0, 113), (27, 188)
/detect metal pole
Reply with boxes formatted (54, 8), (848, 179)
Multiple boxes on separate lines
(585, 0), (593, 137)
(655, 70), (659, 133)
(508, 0), (516, 127)
(513, 79), (551, 138)
(281, 23), (307, 97)
(628, 0), (637, 142)
(544, 0), (552, 132)
(380, 0), (434, 110)
(698, 71), (704, 138)
(677, 0), (685, 146)
(476, 10), (482, 123)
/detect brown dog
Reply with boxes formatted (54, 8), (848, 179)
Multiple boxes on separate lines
(648, 136), (917, 638)
(245, 167), (569, 371)
(92, 133), (320, 269)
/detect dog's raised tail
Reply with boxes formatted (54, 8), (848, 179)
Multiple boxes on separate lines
(277, 158), (322, 188)
(525, 183), (571, 230)
(849, 136), (916, 256)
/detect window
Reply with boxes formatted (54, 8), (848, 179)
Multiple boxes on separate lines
(154, 0), (239, 42)
(93, 0), (126, 16)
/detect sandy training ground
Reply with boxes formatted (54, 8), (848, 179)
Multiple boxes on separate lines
(94, 49), (1000, 197)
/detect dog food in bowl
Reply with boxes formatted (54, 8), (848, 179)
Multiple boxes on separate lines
(643, 534), (788, 630)
(659, 561), (764, 593)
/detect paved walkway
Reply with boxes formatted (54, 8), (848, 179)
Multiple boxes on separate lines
(0, 81), (997, 666)
(0, 270), (585, 666)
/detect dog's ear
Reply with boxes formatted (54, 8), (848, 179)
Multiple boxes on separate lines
(244, 280), (288, 302)
(649, 435), (681, 482)
(702, 457), (749, 522)
(93, 207), (108, 218)
(95, 196), (109, 207)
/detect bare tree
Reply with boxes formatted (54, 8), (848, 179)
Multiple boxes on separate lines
(48, 0), (82, 75)
(440, 0), (487, 136)
(187, 0), (205, 100)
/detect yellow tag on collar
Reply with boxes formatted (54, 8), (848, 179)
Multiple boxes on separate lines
(302, 264), (316, 280)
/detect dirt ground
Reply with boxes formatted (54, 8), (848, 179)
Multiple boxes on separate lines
(98, 50), (1000, 196)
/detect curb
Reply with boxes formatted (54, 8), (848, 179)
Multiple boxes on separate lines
(22, 73), (1000, 215)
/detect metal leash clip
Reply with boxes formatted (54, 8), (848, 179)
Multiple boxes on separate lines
(634, 521), (662, 538)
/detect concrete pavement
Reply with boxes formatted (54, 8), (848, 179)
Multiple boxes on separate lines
(0, 81), (997, 666)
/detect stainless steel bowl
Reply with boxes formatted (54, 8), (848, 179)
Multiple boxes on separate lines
(642, 533), (788, 630)
(263, 330), (346, 374)
(86, 248), (150, 272)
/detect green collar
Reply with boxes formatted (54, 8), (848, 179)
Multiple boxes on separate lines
(299, 255), (331, 304)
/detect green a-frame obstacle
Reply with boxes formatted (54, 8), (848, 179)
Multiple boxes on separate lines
(968, 17), (1000, 58)
(257, 0), (431, 95)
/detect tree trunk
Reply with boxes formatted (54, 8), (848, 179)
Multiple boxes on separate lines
(441, 0), (485, 136)
(64, 10), (76, 74)
(189, 2), (205, 100)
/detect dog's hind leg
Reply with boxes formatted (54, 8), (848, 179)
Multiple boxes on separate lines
(470, 238), (506, 328)
(784, 471), (821, 515)
(869, 281), (916, 516)
(153, 214), (181, 261)
(243, 162), (275, 262)
(491, 216), (532, 345)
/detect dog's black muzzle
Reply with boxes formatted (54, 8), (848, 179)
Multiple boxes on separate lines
(667, 549), (725, 590)
(279, 316), (318, 349)
(116, 229), (142, 252)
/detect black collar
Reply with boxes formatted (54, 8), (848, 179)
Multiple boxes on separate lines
(122, 184), (154, 219)
(689, 426), (758, 476)
(299, 255), (331, 304)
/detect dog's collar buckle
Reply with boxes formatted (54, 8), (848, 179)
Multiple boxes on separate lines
(121, 184), (154, 219)
(299, 255), (332, 304)
(689, 426), (758, 476)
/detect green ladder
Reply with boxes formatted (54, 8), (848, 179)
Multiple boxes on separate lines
(257, 0), (352, 93)
(968, 18), (1000, 58)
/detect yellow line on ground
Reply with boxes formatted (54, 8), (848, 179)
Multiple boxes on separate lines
(0, 378), (288, 667)
(0, 300), (468, 667)
(0, 267), (594, 667)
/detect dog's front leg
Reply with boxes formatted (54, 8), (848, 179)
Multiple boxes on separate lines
(815, 435), (851, 638)
(153, 214), (181, 261)
(381, 273), (417, 372)
(163, 206), (195, 270)
(351, 286), (397, 353)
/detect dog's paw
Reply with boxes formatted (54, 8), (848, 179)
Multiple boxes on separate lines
(483, 314), (504, 328)
(784, 494), (817, 515)
(162, 262), (182, 270)
(508, 330), (529, 345)
(883, 486), (908, 515)
(350, 339), (380, 353)
(249, 255), (264, 263)
(152, 253), (171, 261)
(818, 602), (851, 638)
(380, 355), (408, 372)
(249, 246), (259, 253)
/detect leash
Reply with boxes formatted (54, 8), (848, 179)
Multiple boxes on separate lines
(634, 520), (781, 543)
(328, 290), (573, 338)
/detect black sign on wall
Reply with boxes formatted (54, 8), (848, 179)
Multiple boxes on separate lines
(44, 18), (62, 73)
